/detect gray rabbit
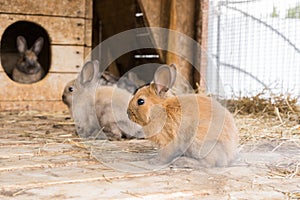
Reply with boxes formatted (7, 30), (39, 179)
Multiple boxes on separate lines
(99, 71), (118, 86)
(12, 36), (45, 84)
(98, 70), (142, 94)
(62, 60), (144, 140)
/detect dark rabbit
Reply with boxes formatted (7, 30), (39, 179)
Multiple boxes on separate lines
(12, 36), (45, 84)
(62, 60), (144, 140)
(127, 64), (239, 168)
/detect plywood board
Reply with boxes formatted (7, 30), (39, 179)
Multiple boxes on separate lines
(1, 114), (299, 200)
(0, 72), (77, 101)
(137, 0), (168, 61)
(85, 0), (93, 19)
(0, 100), (67, 111)
(138, 0), (196, 92)
(197, 0), (209, 89)
(0, 14), (90, 46)
(84, 18), (93, 48)
(0, 0), (90, 18)
(50, 45), (85, 73)
(94, 0), (137, 41)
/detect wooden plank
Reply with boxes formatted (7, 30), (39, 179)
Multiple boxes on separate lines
(0, 143), (79, 163)
(84, 47), (92, 60)
(84, 19), (93, 48)
(0, 0), (88, 18)
(0, 72), (77, 101)
(85, 0), (93, 19)
(0, 152), (97, 172)
(1, 148), (296, 199)
(197, 0), (209, 90)
(0, 165), (213, 199)
(166, 0), (196, 92)
(50, 45), (85, 73)
(0, 14), (87, 45)
(0, 100), (68, 111)
(137, 0), (164, 27)
(0, 111), (300, 199)
(137, 0), (166, 60)
(139, 0), (196, 92)
(94, 0), (137, 40)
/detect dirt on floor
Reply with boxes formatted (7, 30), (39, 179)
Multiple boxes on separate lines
(0, 110), (299, 199)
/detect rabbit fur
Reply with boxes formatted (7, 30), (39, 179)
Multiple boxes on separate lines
(98, 70), (142, 94)
(62, 60), (144, 140)
(127, 64), (239, 167)
(12, 36), (45, 84)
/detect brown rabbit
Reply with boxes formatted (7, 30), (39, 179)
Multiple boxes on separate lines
(127, 64), (239, 167)
(12, 36), (45, 84)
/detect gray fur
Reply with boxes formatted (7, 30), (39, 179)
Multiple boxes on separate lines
(62, 60), (144, 140)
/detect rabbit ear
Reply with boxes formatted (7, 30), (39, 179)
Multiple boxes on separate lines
(92, 60), (100, 80)
(32, 37), (44, 55)
(79, 60), (100, 86)
(101, 71), (118, 83)
(17, 36), (27, 53)
(153, 64), (177, 96)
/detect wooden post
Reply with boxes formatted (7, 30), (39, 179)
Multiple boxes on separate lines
(138, 0), (213, 93)
(194, 0), (209, 92)
(138, 0), (197, 93)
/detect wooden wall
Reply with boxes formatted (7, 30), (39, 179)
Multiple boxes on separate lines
(138, 0), (209, 92)
(0, 0), (92, 111)
(0, 0), (209, 111)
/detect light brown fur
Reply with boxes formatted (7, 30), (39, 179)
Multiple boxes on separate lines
(127, 65), (239, 167)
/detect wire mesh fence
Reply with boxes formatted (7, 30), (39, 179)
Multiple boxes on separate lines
(206, 0), (300, 99)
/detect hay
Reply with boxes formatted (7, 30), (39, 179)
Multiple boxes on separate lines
(0, 92), (299, 181)
(231, 92), (300, 179)
(218, 90), (300, 157)
(0, 110), (78, 144)
(221, 90), (300, 126)
(267, 161), (300, 179)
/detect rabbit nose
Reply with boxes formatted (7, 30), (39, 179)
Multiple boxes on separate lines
(62, 95), (66, 103)
(28, 60), (36, 66)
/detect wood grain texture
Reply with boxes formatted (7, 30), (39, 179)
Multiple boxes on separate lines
(138, 0), (196, 92)
(0, 100), (67, 111)
(0, 14), (89, 45)
(50, 45), (85, 73)
(0, 0), (88, 18)
(85, 0), (93, 19)
(137, 0), (166, 61)
(0, 72), (77, 101)
(0, 112), (298, 199)
(0, 0), (91, 111)
(197, 0), (209, 90)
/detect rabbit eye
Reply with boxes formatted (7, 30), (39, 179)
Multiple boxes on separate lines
(68, 87), (74, 92)
(137, 98), (145, 106)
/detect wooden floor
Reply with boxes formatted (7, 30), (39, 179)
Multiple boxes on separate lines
(0, 111), (300, 199)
